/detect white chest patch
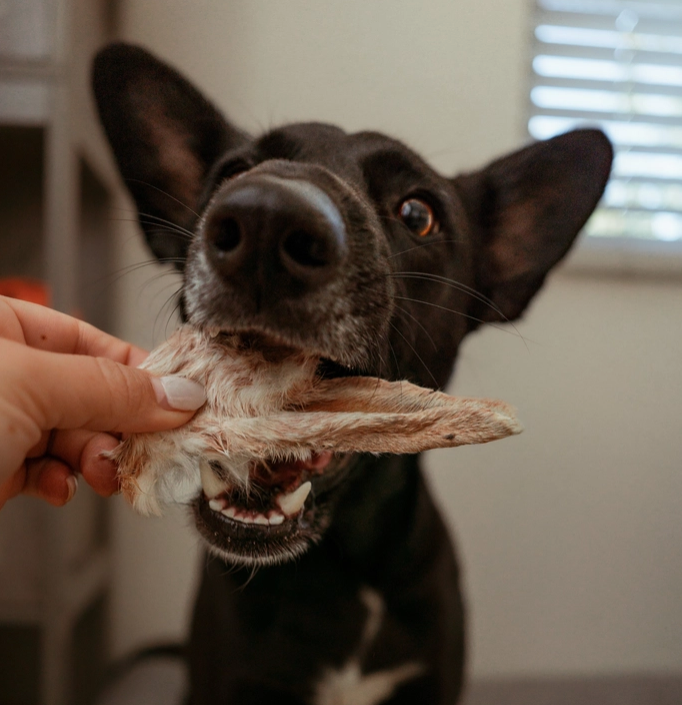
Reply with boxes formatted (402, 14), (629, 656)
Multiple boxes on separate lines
(313, 660), (425, 705)
(313, 588), (425, 705)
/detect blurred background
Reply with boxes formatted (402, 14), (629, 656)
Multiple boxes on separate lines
(1, 1), (681, 703)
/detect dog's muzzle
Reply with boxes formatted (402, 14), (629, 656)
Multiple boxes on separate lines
(204, 174), (348, 303)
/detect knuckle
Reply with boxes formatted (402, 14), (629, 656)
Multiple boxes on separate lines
(93, 357), (145, 417)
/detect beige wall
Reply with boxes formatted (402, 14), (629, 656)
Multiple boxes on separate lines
(109, 0), (682, 679)
(429, 273), (682, 676)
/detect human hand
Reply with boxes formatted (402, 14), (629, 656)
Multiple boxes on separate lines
(0, 296), (205, 509)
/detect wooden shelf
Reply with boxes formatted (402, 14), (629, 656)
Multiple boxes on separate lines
(0, 1), (119, 704)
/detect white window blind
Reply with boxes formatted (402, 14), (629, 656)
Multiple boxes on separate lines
(529, 0), (682, 245)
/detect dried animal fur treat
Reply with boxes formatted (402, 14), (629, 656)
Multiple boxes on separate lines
(107, 326), (522, 516)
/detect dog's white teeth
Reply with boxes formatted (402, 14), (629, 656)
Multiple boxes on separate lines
(200, 460), (230, 499)
(276, 481), (312, 516)
(217, 505), (286, 527)
(268, 512), (285, 526)
(209, 498), (226, 512)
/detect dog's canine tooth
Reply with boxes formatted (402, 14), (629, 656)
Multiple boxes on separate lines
(276, 481), (312, 516)
(209, 498), (225, 512)
(200, 460), (230, 499)
(268, 512), (285, 526)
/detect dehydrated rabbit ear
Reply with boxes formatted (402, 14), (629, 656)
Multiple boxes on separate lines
(223, 377), (522, 457)
(107, 326), (522, 516)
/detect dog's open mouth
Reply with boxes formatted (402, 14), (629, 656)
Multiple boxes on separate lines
(201, 451), (332, 525)
(110, 323), (522, 565)
(193, 450), (353, 565)
(188, 329), (359, 562)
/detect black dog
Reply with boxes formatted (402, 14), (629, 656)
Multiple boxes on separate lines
(93, 43), (612, 705)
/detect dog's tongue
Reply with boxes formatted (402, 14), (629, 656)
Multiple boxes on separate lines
(251, 452), (333, 490)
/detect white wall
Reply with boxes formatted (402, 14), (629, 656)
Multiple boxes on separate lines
(109, 0), (682, 679)
(116, 0), (529, 174)
(429, 273), (682, 676)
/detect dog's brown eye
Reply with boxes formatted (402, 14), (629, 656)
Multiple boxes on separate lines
(398, 198), (436, 237)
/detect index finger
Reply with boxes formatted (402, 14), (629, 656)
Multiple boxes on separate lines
(0, 296), (148, 366)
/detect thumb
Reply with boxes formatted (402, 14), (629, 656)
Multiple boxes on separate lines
(7, 343), (206, 435)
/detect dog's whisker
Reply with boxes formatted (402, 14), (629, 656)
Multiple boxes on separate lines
(394, 294), (528, 342)
(125, 177), (201, 219)
(137, 230), (192, 249)
(392, 304), (438, 352)
(388, 320), (439, 389)
(370, 373), (384, 405)
(164, 298), (185, 339)
(138, 271), (183, 298)
(385, 338), (405, 402)
(387, 238), (465, 259)
(391, 272), (530, 352)
(214, 554), (245, 580)
(238, 564), (262, 591)
(107, 215), (194, 243)
(134, 280), (184, 341)
(76, 264), (159, 300)
(152, 291), (183, 333)
(136, 226), (192, 245)
(86, 264), (181, 303)
(153, 287), (184, 342)
(96, 252), (185, 280)
(111, 257), (184, 277)
(390, 271), (506, 320)
(137, 212), (196, 239)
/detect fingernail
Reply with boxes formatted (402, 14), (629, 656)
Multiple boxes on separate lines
(66, 475), (78, 503)
(153, 375), (206, 411)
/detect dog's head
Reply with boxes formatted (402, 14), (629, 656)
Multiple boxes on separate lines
(93, 43), (612, 564)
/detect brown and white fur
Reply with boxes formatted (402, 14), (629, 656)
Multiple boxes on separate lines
(109, 325), (521, 520)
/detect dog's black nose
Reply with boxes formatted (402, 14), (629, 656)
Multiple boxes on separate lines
(204, 175), (347, 298)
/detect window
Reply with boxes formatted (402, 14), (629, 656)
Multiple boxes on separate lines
(529, 0), (682, 256)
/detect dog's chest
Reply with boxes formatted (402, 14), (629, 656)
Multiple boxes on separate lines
(312, 588), (424, 705)
(313, 661), (425, 705)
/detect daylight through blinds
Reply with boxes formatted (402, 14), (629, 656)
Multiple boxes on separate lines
(530, 0), (682, 241)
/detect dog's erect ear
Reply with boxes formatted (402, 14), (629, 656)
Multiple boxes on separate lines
(92, 43), (248, 265)
(453, 129), (612, 323)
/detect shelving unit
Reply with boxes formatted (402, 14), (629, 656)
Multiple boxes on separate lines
(0, 2), (119, 704)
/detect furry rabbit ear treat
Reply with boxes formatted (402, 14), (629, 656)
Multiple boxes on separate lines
(107, 326), (522, 516)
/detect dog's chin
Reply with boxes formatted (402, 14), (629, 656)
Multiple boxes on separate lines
(190, 454), (353, 567)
